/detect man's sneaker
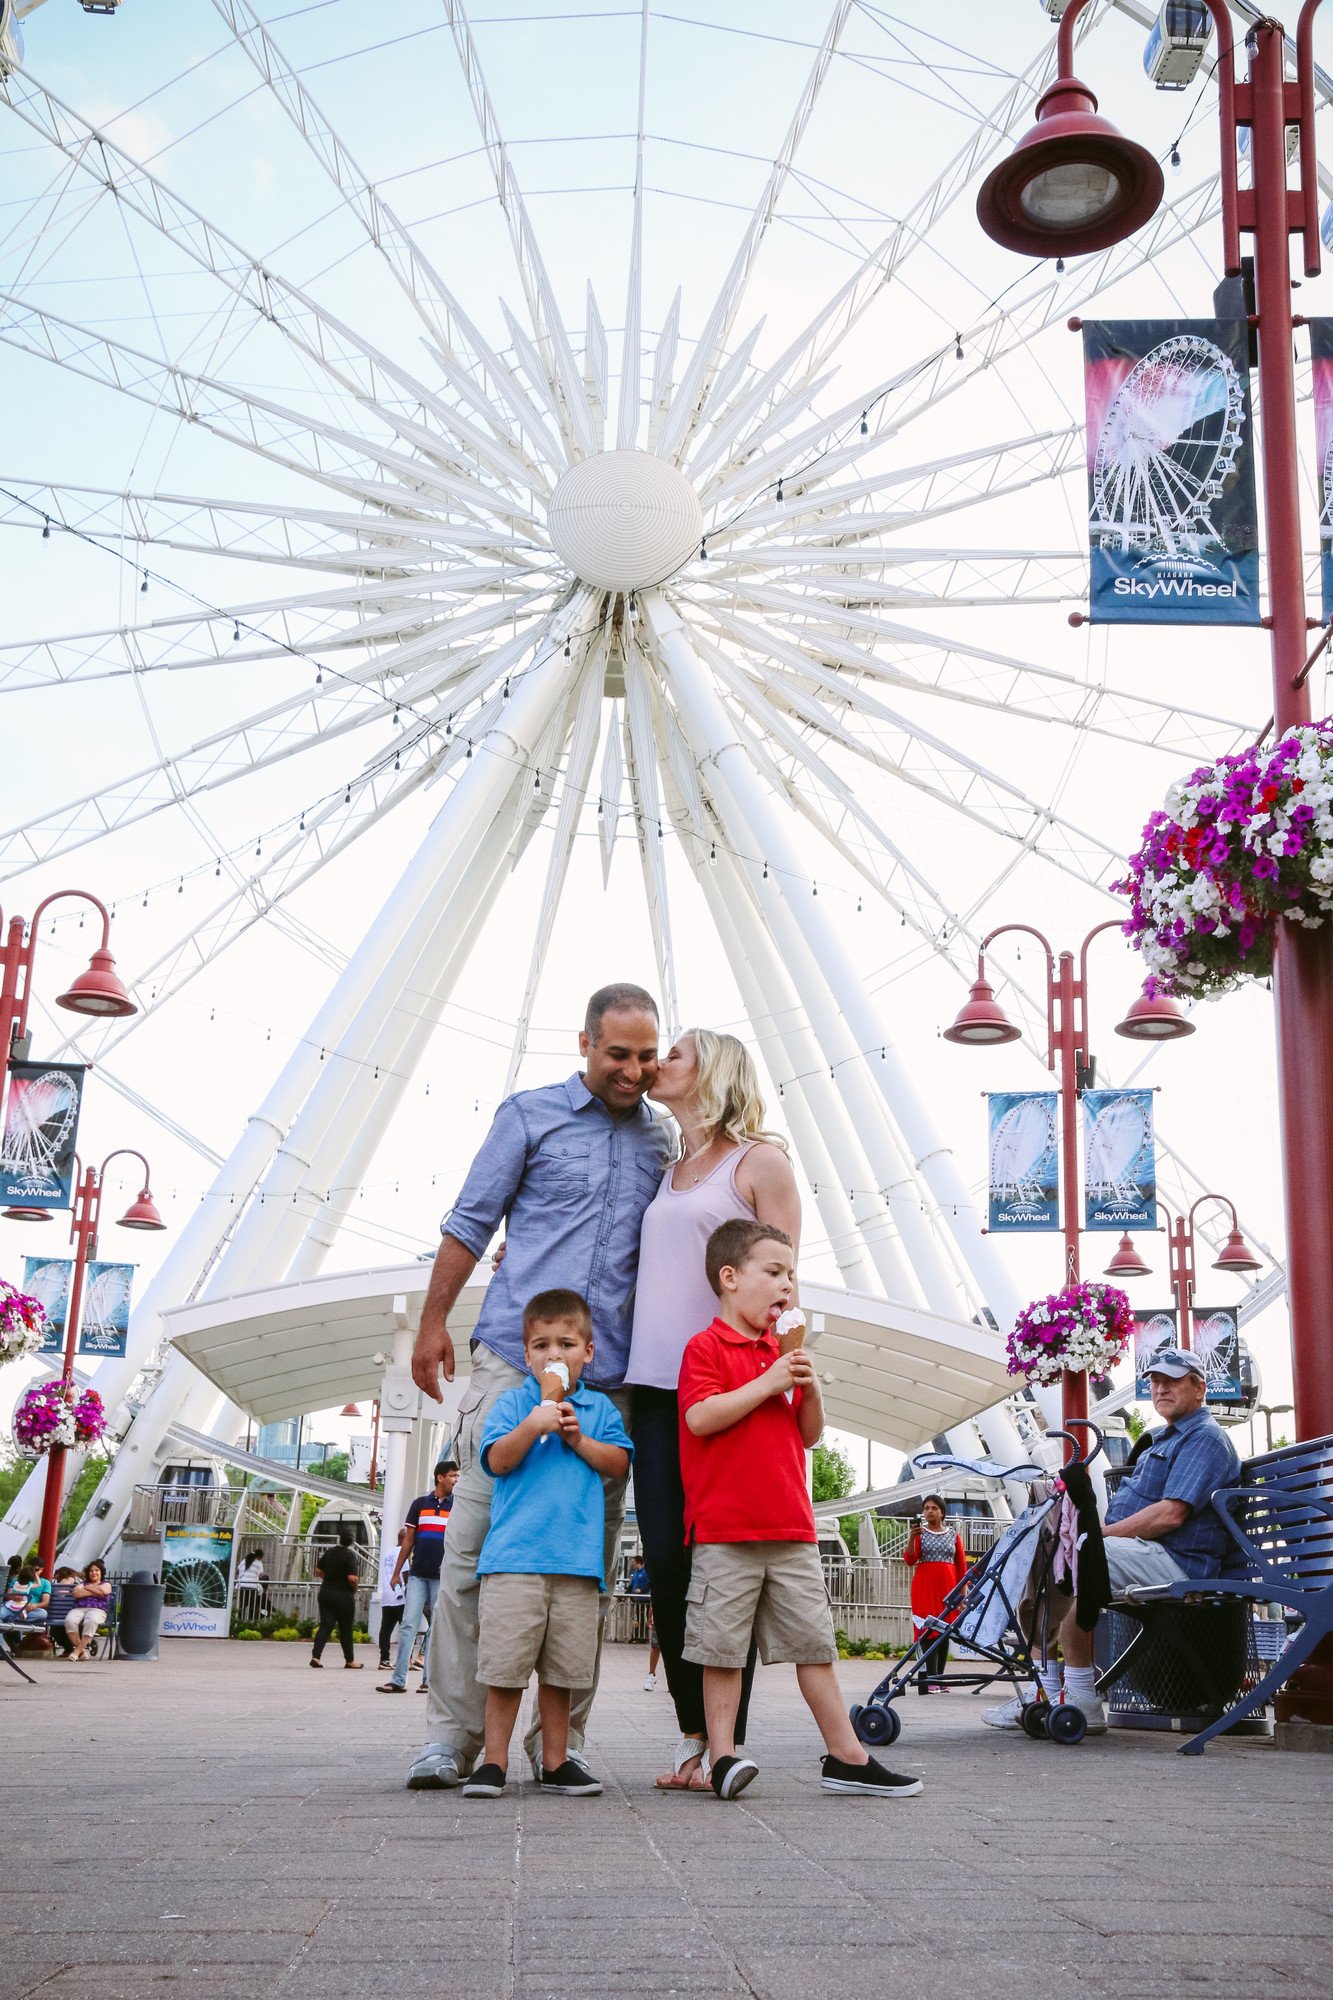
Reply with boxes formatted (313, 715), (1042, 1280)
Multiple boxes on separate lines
(529, 1744), (596, 1785)
(462, 1762), (507, 1799)
(710, 1754), (759, 1801)
(642, 1672), (656, 1692)
(1067, 1694), (1108, 1735)
(821, 1755), (923, 1797)
(405, 1744), (466, 1790)
(540, 1759), (603, 1796)
(981, 1698), (1026, 1730)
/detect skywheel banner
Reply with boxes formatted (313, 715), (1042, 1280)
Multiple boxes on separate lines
(1081, 319), (1261, 625)
(1310, 320), (1333, 622)
(986, 1091), (1059, 1233)
(0, 1061), (86, 1209)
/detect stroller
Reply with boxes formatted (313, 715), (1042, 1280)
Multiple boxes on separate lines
(849, 1422), (1105, 1751)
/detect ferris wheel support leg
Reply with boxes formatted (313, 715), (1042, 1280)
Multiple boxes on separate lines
(694, 838), (909, 1302)
(649, 596), (1024, 1336)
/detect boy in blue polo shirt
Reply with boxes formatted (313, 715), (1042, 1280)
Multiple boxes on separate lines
(463, 1289), (632, 1799)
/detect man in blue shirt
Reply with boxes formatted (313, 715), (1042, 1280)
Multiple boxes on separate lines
(986, 1348), (1241, 1735)
(406, 983), (669, 1790)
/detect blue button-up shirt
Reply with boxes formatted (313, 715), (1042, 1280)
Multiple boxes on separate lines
(1106, 1406), (1241, 1577)
(444, 1073), (671, 1388)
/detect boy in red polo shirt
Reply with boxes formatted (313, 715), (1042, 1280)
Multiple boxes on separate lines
(678, 1219), (923, 1802)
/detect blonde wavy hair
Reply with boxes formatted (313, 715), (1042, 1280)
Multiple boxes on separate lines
(683, 1027), (788, 1153)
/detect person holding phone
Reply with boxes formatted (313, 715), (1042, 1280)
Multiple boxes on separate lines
(902, 1496), (966, 1688)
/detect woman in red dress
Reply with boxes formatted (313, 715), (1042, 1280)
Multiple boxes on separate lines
(903, 1495), (966, 1688)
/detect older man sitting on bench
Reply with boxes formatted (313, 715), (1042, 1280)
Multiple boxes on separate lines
(985, 1348), (1241, 1736)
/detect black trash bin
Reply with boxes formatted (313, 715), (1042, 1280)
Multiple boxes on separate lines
(117, 1570), (166, 1662)
(1097, 1601), (1268, 1736)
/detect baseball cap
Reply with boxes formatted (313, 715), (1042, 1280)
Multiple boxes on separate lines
(1146, 1347), (1206, 1381)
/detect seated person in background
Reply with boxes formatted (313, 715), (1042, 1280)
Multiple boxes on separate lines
(67, 1560), (113, 1660)
(3, 1565), (48, 1630)
(986, 1348), (1241, 1737)
(46, 1567), (80, 1656)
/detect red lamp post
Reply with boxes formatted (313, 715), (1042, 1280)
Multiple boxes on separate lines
(32, 1149), (167, 1576)
(1104, 1193), (1262, 1350)
(0, 890), (136, 1066)
(944, 920), (1193, 1440)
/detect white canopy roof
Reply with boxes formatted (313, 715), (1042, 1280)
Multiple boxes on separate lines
(163, 1262), (1011, 1450)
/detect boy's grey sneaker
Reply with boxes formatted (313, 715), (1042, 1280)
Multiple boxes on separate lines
(530, 1744), (595, 1784)
(406, 1744), (466, 1790)
(710, 1754), (759, 1801)
(540, 1758), (603, 1796)
(820, 1755), (923, 1797)
(462, 1762), (507, 1798)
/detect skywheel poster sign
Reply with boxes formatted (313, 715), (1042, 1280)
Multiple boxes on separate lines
(1193, 1306), (1244, 1406)
(0, 1061), (85, 1209)
(1082, 1087), (1157, 1232)
(986, 1091), (1059, 1232)
(161, 1524), (236, 1639)
(23, 1256), (71, 1357)
(1081, 320), (1260, 625)
(76, 1261), (134, 1358)
(1310, 320), (1333, 622)
(1133, 1310), (1179, 1398)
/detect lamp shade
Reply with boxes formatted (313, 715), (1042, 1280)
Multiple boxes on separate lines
(976, 76), (1164, 257)
(57, 947), (137, 1019)
(942, 975), (1021, 1046)
(1104, 1232), (1151, 1279)
(118, 1187), (166, 1231)
(1114, 987), (1195, 1041)
(1213, 1225), (1262, 1276)
(2, 1205), (53, 1223)
(340, 1403), (363, 1418)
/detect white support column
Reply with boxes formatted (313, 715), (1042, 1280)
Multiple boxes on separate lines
(647, 595), (1024, 1336)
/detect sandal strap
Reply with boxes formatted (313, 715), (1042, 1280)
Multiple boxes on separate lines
(673, 1736), (707, 1776)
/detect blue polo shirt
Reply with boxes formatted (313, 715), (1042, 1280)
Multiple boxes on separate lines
(477, 1376), (633, 1586)
(1106, 1406), (1241, 1577)
(443, 1073), (671, 1388)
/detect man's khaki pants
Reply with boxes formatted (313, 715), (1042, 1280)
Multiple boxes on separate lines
(422, 1342), (630, 1768)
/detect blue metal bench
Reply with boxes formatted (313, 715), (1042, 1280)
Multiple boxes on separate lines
(1106, 1433), (1333, 1754)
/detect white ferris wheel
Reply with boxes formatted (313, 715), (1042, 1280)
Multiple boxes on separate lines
(0, 0), (1296, 1539)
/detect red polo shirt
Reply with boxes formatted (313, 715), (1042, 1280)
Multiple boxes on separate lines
(677, 1317), (816, 1545)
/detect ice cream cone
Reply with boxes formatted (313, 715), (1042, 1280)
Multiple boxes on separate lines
(774, 1308), (806, 1356)
(540, 1360), (570, 1402)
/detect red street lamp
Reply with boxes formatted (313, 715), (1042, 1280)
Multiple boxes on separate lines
(945, 920), (1194, 1443)
(28, 1149), (167, 1576)
(1106, 1194), (1262, 1353)
(0, 891), (136, 1065)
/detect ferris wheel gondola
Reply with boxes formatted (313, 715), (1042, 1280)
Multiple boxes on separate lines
(1091, 333), (1245, 561)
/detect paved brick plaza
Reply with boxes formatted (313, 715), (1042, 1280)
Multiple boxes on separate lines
(1, 1640), (1328, 2000)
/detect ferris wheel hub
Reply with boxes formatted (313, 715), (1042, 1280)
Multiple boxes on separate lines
(546, 449), (702, 591)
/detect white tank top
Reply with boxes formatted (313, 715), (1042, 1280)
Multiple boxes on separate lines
(624, 1142), (759, 1391)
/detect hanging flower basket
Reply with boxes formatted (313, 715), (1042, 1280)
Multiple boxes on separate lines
(1006, 1281), (1133, 1386)
(12, 1380), (106, 1456)
(0, 1279), (48, 1368)
(1114, 719), (1333, 1000)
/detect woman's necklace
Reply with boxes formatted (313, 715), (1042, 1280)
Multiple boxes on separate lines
(677, 1135), (717, 1186)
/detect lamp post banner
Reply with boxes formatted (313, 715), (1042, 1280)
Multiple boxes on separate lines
(1310, 320), (1333, 623)
(1082, 1086), (1157, 1231)
(1193, 1305), (1244, 1405)
(22, 1256), (71, 1357)
(1134, 1309), (1179, 1397)
(986, 1090), (1059, 1231)
(0, 1061), (85, 1208)
(76, 1261), (134, 1358)
(1082, 320), (1260, 625)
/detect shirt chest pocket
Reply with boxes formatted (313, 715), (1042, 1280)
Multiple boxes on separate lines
(531, 1138), (592, 1201)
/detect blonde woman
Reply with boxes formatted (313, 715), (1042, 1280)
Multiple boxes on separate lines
(625, 1028), (801, 1790)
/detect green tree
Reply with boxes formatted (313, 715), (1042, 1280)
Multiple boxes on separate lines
(1123, 1407), (1146, 1442)
(811, 1441), (863, 1553)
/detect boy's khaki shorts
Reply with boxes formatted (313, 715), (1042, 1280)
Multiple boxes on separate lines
(682, 1540), (837, 1669)
(476, 1573), (600, 1690)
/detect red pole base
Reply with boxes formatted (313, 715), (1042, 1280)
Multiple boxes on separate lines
(1061, 1367), (1088, 1459)
(1275, 1636), (1333, 1729)
(37, 1443), (68, 1578)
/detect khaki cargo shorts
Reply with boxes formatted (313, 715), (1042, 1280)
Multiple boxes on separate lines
(683, 1540), (837, 1669)
(476, 1572), (600, 1690)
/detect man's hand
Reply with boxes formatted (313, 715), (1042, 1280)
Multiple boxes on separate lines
(389, 1568), (403, 1591)
(412, 1318), (456, 1399)
(556, 1401), (583, 1448)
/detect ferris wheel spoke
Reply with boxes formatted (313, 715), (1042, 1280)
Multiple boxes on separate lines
(656, 0), (855, 463)
(706, 549), (1087, 603)
(624, 632), (678, 1028)
(441, 0), (595, 461)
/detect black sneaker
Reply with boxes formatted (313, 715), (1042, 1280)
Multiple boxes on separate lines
(540, 1758), (603, 1796)
(820, 1754), (922, 1797)
(709, 1753), (759, 1801)
(461, 1762), (507, 1798)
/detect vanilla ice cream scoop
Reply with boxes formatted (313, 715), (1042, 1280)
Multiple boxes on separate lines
(539, 1359), (570, 1402)
(774, 1308), (806, 1355)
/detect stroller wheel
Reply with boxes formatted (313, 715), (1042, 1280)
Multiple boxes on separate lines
(1047, 1704), (1088, 1745)
(855, 1704), (900, 1748)
(1020, 1702), (1049, 1740)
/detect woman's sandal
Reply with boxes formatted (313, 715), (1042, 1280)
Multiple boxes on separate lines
(653, 1737), (710, 1791)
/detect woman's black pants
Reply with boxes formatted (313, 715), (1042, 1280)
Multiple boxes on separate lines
(631, 1386), (756, 1744)
(313, 1587), (356, 1664)
(378, 1602), (404, 1666)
